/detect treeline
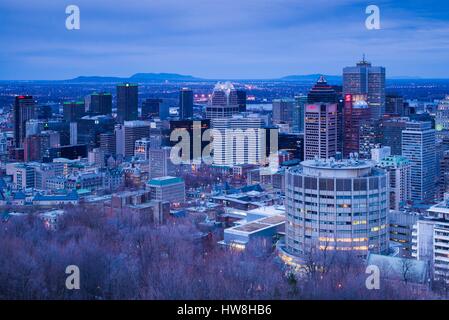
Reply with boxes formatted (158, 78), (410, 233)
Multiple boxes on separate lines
(0, 205), (435, 300)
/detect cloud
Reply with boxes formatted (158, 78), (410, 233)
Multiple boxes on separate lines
(0, 0), (448, 79)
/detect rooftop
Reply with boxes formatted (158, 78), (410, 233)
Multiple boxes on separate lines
(226, 214), (285, 235)
(301, 158), (373, 170)
(379, 156), (410, 167)
(148, 176), (184, 187)
(33, 190), (79, 202)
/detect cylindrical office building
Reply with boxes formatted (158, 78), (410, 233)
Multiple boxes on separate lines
(284, 158), (389, 260)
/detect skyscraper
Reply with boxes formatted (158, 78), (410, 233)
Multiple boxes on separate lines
(14, 96), (36, 148)
(307, 76), (338, 104)
(439, 151), (449, 200)
(89, 92), (112, 115)
(283, 158), (389, 259)
(402, 121), (436, 203)
(293, 95), (307, 133)
(359, 119), (383, 159)
(381, 117), (409, 155)
(117, 83), (138, 123)
(436, 96), (449, 131)
(178, 88), (194, 119)
(386, 94), (405, 116)
(99, 132), (116, 156)
(211, 114), (267, 166)
(149, 147), (175, 179)
(142, 98), (164, 119)
(206, 82), (240, 119)
(116, 121), (151, 158)
(304, 78), (337, 160)
(343, 57), (386, 119)
(23, 135), (42, 162)
(76, 115), (116, 150)
(343, 94), (371, 158)
(378, 156), (412, 210)
(169, 120), (210, 162)
(272, 99), (295, 127)
(63, 101), (85, 123)
(236, 89), (247, 113)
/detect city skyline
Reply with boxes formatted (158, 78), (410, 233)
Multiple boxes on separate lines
(2, 0), (449, 303)
(1, 0), (449, 80)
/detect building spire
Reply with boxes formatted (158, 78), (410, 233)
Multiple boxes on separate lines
(317, 75), (327, 84)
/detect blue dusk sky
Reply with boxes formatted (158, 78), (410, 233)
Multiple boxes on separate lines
(0, 0), (448, 80)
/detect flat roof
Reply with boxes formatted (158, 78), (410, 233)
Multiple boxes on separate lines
(234, 222), (269, 233)
(301, 159), (373, 170)
(248, 206), (285, 216)
(226, 214), (285, 235)
(148, 176), (184, 186)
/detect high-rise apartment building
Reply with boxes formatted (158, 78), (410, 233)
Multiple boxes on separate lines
(412, 195), (449, 283)
(379, 156), (412, 210)
(343, 58), (386, 119)
(283, 158), (389, 260)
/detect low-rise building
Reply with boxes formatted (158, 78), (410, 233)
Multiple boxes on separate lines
(220, 206), (286, 250)
(32, 190), (79, 206)
(146, 176), (185, 204)
(105, 189), (169, 224)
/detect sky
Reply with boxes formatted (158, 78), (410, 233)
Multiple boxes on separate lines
(0, 0), (449, 80)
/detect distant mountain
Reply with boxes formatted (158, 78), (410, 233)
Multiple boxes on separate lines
(279, 74), (342, 83)
(57, 73), (444, 84)
(68, 76), (127, 83)
(130, 73), (201, 81)
(67, 73), (202, 83)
